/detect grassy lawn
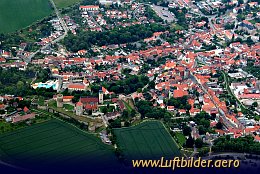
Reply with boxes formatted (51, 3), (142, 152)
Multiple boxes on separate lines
(0, 0), (53, 33)
(0, 119), (120, 170)
(38, 96), (45, 106)
(114, 121), (181, 163)
(100, 105), (115, 113)
(63, 104), (74, 111)
(54, 0), (82, 8)
(174, 132), (186, 147)
(122, 100), (133, 112)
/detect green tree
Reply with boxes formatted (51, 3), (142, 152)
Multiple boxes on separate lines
(183, 125), (192, 136)
(216, 121), (223, 129)
(195, 138), (203, 148)
(252, 102), (258, 108)
(186, 135), (194, 148)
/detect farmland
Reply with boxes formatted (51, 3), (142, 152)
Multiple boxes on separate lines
(0, 0), (53, 33)
(113, 121), (181, 162)
(0, 119), (120, 171)
(54, 0), (83, 8)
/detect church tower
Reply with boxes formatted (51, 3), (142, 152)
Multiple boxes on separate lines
(75, 101), (83, 116)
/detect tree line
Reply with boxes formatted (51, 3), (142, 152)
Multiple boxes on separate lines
(63, 23), (168, 52)
(213, 135), (260, 154)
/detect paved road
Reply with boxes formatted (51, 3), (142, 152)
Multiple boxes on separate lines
(190, 72), (237, 129)
(24, 0), (69, 63)
(151, 5), (175, 23)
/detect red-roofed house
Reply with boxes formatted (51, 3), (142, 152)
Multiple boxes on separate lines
(12, 113), (36, 123)
(23, 106), (29, 113)
(173, 90), (188, 98)
(63, 96), (74, 102)
(68, 83), (86, 91)
(79, 5), (99, 11)
(80, 97), (99, 112)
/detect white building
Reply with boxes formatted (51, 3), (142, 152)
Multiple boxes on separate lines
(79, 5), (100, 11)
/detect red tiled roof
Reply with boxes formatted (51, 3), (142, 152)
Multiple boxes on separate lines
(12, 113), (36, 123)
(173, 90), (188, 98)
(23, 106), (29, 113)
(80, 97), (98, 104)
(0, 104), (5, 109)
(85, 104), (98, 110)
(68, 84), (85, 89)
(76, 101), (83, 107)
(63, 96), (74, 100)
(80, 5), (99, 9)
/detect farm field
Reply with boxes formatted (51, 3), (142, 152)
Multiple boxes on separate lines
(0, 0), (53, 33)
(0, 119), (120, 171)
(54, 0), (82, 8)
(114, 121), (181, 162)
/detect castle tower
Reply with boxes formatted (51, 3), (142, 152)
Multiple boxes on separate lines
(99, 89), (104, 104)
(75, 101), (83, 116)
(57, 94), (63, 108)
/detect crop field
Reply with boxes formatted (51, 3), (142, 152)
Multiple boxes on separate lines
(0, 119), (120, 170)
(114, 121), (181, 162)
(54, 0), (82, 8)
(0, 0), (53, 33)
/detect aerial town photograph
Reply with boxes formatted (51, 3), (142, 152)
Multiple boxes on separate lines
(0, 0), (259, 173)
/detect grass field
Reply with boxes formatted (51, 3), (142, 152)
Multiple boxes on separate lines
(0, 0), (53, 33)
(63, 104), (74, 111)
(174, 132), (186, 147)
(0, 119), (120, 170)
(114, 121), (181, 162)
(54, 0), (82, 8)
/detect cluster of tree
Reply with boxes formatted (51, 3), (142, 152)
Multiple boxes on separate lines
(243, 61), (260, 79)
(224, 22), (235, 30)
(138, 0), (168, 6)
(0, 68), (35, 96)
(190, 111), (215, 135)
(0, 33), (24, 50)
(161, 29), (184, 44)
(185, 136), (204, 148)
(108, 118), (122, 128)
(168, 96), (191, 110)
(136, 100), (172, 121)
(82, 0), (97, 5)
(213, 136), (260, 154)
(5, 98), (31, 109)
(144, 6), (163, 23)
(168, 7), (188, 29)
(140, 56), (169, 74)
(106, 75), (149, 95)
(63, 65), (84, 73)
(121, 109), (136, 120)
(63, 23), (167, 52)
(34, 88), (57, 98)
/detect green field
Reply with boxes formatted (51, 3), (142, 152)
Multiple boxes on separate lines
(114, 121), (181, 162)
(174, 132), (186, 147)
(54, 0), (82, 8)
(0, 119), (120, 170)
(0, 0), (53, 33)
